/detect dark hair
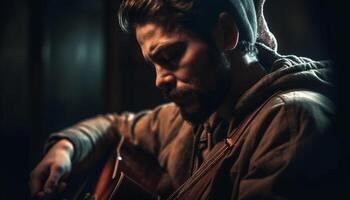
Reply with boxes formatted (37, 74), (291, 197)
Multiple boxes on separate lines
(118, 0), (257, 54)
(119, 0), (234, 40)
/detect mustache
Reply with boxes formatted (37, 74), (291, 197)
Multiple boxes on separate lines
(161, 87), (195, 101)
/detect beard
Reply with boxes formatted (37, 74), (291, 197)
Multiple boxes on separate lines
(162, 52), (231, 124)
(163, 87), (212, 124)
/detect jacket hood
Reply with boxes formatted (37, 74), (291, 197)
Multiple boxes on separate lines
(234, 43), (334, 116)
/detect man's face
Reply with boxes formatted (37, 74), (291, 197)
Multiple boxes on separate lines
(136, 23), (231, 124)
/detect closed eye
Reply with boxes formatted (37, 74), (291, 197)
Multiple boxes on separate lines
(151, 42), (187, 69)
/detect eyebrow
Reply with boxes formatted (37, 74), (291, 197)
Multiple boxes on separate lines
(149, 41), (185, 60)
(144, 43), (171, 66)
(149, 42), (175, 58)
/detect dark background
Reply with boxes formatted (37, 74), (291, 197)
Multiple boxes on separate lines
(0, 0), (348, 199)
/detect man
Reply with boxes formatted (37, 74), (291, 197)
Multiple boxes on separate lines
(30, 0), (339, 199)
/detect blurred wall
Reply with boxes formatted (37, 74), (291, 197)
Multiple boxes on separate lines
(0, 0), (347, 199)
(1, 0), (32, 198)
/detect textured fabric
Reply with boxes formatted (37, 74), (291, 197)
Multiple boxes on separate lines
(254, 0), (278, 50)
(228, 0), (278, 50)
(45, 46), (337, 199)
(228, 0), (257, 44)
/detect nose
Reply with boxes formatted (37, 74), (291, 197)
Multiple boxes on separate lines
(155, 65), (176, 89)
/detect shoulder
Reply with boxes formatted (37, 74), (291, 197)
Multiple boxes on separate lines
(244, 90), (340, 191)
(245, 90), (335, 161)
(260, 90), (335, 135)
(274, 90), (334, 117)
(245, 90), (335, 142)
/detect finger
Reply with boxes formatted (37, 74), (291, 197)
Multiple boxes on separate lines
(57, 181), (67, 193)
(60, 171), (70, 181)
(29, 170), (45, 197)
(34, 191), (46, 199)
(43, 165), (64, 195)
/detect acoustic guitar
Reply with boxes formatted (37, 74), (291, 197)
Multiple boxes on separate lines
(56, 136), (164, 200)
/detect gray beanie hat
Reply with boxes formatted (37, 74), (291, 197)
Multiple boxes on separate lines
(229, 0), (257, 44)
(230, 0), (277, 50)
(254, 0), (278, 50)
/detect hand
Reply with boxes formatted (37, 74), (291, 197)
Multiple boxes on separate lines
(29, 139), (74, 199)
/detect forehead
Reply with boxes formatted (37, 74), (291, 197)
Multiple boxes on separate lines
(135, 23), (165, 46)
(135, 23), (192, 53)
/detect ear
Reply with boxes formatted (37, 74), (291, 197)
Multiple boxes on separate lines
(213, 12), (239, 51)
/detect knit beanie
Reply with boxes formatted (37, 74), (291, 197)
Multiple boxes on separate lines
(254, 0), (278, 50)
(229, 0), (277, 50)
(229, 0), (257, 45)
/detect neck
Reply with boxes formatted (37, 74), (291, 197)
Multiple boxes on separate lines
(216, 50), (267, 122)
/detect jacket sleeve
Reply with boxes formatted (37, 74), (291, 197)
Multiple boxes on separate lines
(237, 91), (339, 200)
(44, 103), (178, 166)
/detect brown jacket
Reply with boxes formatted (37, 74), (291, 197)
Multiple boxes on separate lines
(46, 44), (338, 199)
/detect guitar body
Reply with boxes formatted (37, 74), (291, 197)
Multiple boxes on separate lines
(60, 136), (163, 200)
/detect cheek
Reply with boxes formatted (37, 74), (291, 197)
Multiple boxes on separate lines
(175, 43), (210, 85)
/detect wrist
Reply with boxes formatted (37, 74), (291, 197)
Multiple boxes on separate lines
(54, 139), (75, 160)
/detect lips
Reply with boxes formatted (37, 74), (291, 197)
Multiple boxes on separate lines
(162, 87), (197, 105)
